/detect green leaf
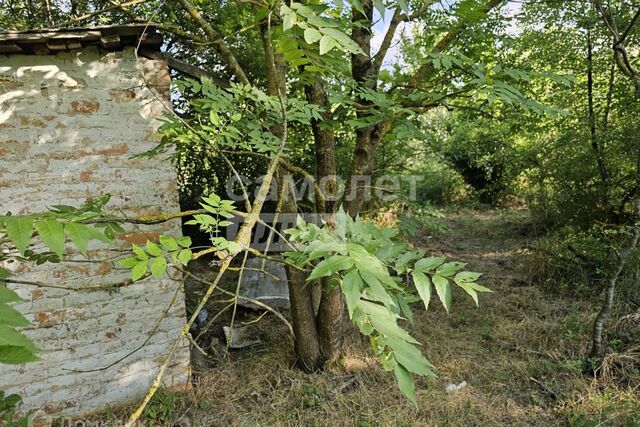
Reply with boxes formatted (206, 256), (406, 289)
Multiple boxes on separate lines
(307, 256), (354, 281)
(359, 301), (419, 344)
(388, 336), (434, 376)
(454, 271), (482, 283)
(359, 270), (394, 307)
(398, 0), (410, 14)
(281, 4), (297, 30)
(6, 216), (33, 256)
(394, 364), (417, 407)
(150, 256), (167, 278)
(464, 282), (492, 293)
(432, 274), (452, 313)
(414, 256), (444, 273)
(209, 110), (220, 126)
(0, 345), (39, 364)
(412, 271), (432, 310)
(0, 267), (10, 279)
(64, 222), (90, 255)
(131, 260), (148, 281)
(396, 295), (414, 325)
(132, 244), (149, 261)
(319, 35), (337, 55)
(35, 220), (65, 256)
(320, 28), (364, 54)
(159, 235), (179, 251)
(0, 304), (29, 327)
(373, 0), (385, 16)
(0, 286), (21, 304)
(119, 257), (139, 268)
(304, 28), (322, 44)
(436, 262), (466, 277)
(342, 270), (363, 318)
(457, 283), (479, 306)
(146, 241), (163, 257)
(86, 226), (112, 244)
(177, 236), (192, 248)
(351, 0), (366, 16)
(0, 324), (36, 353)
(177, 249), (192, 266)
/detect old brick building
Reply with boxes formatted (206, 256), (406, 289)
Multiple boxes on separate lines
(0, 25), (190, 419)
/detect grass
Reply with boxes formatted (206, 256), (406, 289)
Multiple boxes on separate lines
(83, 208), (639, 426)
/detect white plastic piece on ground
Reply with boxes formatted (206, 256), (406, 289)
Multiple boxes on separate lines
(445, 381), (468, 394)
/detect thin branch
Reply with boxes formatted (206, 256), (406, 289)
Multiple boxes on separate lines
(372, 7), (403, 75)
(174, 0), (250, 85)
(55, 0), (149, 27)
(175, 266), (294, 337)
(4, 275), (146, 291)
(408, 0), (504, 86)
(372, 1), (436, 75)
(222, 150), (327, 207)
(617, 6), (640, 47)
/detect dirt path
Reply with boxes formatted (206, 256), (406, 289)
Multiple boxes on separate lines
(179, 209), (604, 426)
(103, 209), (638, 426)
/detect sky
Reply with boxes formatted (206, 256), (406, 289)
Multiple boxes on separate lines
(370, 0), (524, 70)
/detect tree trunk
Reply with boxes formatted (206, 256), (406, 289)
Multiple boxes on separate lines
(260, 21), (323, 371)
(589, 206), (640, 360)
(344, 0), (377, 215)
(286, 265), (322, 371)
(304, 80), (345, 362)
(588, 3), (640, 363)
(317, 280), (345, 361)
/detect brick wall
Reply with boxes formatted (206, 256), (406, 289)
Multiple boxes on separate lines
(0, 46), (190, 420)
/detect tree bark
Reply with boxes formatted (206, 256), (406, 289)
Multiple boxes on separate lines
(285, 253), (322, 371)
(259, 18), (324, 371)
(344, 0), (377, 216)
(303, 79), (345, 362)
(588, 0), (640, 363)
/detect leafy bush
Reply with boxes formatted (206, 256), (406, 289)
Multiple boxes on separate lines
(523, 224), (640, 302)
(0, 391), (31, 427)
(285, 208), (490, 404)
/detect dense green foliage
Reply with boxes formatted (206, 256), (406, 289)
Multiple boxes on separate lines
(0, 0), (639, 421)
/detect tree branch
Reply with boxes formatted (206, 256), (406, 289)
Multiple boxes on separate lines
(408, 0), (505, 86)
(174, 0), (250, 85)
(372, 1), (436, 76)
(139, 49), (230, 88)
(55, 0), (149, 27)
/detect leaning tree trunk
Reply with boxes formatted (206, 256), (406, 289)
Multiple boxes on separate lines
(589, 155), (640, 360)
(588, 1), (640, 362)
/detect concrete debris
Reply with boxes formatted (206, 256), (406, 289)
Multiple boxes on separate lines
(238, 258), (290, 310)
(223, 325), (262, 349)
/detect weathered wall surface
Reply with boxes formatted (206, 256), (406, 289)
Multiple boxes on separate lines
(0, 46), (190, 420)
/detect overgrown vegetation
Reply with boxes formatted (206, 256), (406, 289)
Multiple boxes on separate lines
(1, 0), (639, 425)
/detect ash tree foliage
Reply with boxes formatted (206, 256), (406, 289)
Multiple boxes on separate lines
(0, 197), (124, 423)
(0, 0), (600, 421)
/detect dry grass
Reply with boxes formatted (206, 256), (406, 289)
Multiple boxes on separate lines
(83, 208), (639, 426)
